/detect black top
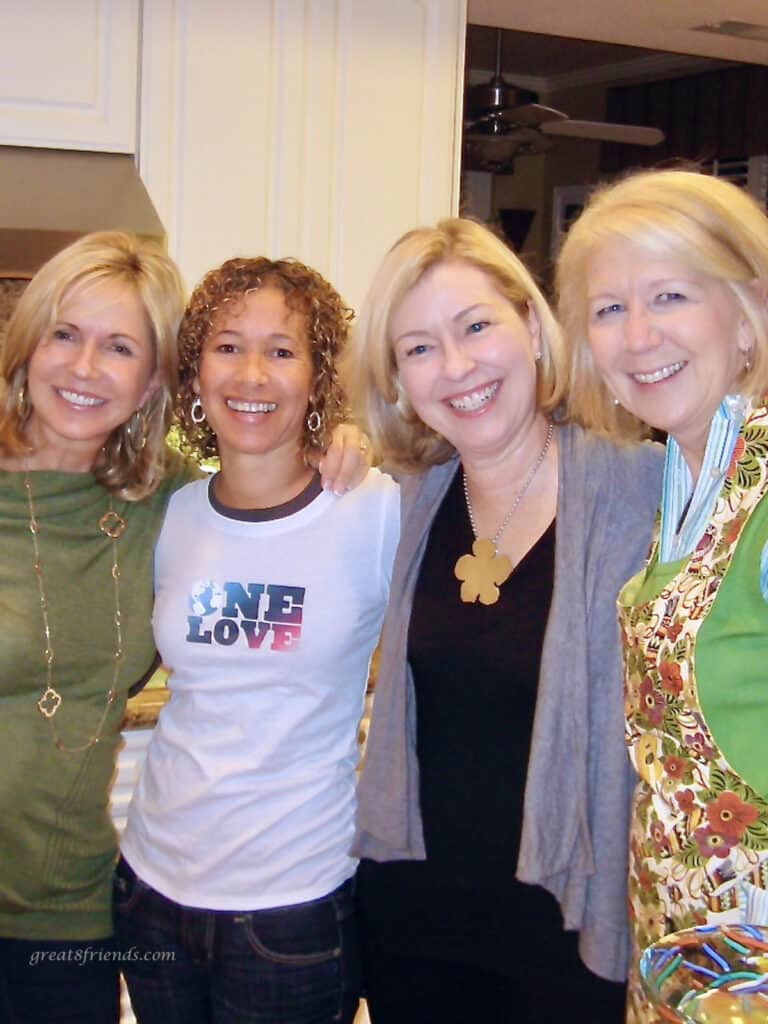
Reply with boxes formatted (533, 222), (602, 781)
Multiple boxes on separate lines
(410, 467), (555, 882)
(358, 470), (627, 1010)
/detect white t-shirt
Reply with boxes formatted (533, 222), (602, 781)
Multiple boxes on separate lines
(121, 468), (399, 910)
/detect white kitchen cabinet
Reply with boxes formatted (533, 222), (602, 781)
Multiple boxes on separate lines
(138, 0), (467, 309)
(0, 0), (139, 152)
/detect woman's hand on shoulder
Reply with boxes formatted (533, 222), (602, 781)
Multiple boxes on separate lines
(317, 423), (373, 494)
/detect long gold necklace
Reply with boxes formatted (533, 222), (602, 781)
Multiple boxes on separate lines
(24, 471), (126, 753)
(454, 421), (554, 606)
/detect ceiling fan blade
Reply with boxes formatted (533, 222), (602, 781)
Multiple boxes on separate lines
(541, 120), (664, 145)
(465, 125), (542, 145)
(465, 103), (568, 135)
(503, 103), (568, 127)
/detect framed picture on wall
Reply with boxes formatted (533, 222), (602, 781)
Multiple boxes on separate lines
(551, 185), (590, 258)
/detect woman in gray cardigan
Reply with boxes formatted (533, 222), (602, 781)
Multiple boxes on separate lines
(345, 218), (662, 1024)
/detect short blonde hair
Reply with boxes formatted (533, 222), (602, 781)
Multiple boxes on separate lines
(0, 231), (186, 499)
(346, 217), (567, 472)
(557, 169), (768, 437)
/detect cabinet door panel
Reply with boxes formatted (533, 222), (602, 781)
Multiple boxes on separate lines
(0, 0), (138, 152)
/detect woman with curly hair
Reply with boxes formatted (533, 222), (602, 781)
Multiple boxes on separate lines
(115, 257), (399, 1024)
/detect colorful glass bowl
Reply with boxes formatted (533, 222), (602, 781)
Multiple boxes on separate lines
(640, 924), (768, 1023)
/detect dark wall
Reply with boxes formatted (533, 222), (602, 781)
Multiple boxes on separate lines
(601, 65), (768, 172)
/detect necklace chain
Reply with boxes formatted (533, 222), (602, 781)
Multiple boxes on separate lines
(462, 420), (554, 550)
(24, 471), (125, 753)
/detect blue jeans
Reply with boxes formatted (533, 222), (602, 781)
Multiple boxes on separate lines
(113, 857), (360, 1024)
(0, 936), (120, 1024)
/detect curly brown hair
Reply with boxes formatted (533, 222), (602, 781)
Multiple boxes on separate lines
(176, 257), (353, 462)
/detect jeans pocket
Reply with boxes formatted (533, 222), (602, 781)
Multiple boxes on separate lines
(239, 896), (343, 967)
(225, 906), (352, 1024)
(112, 856), (148, 916)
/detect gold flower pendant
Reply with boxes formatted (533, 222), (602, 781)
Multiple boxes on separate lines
(454, 538), (512, 606)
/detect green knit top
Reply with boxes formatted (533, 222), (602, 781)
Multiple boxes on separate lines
(0, 454), (193, 941)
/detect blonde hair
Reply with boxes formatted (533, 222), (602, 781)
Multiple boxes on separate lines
(346, 217), (567, 472)
(0, 231), (186, 498)
(557, 169), (768, 437)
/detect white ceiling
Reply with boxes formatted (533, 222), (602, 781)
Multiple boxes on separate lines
(468, 0), (768, 66)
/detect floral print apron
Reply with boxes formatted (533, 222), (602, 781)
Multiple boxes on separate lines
(619, 408), (768, 1024)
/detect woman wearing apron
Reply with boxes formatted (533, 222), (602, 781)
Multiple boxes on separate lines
(558, 168), (768, 1022)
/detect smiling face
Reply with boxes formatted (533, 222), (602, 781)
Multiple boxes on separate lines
(25, 279), (158, 471)
(585, 239), (753, 472)
(391, 260), (542, 464)
(194, 286), (314, 468)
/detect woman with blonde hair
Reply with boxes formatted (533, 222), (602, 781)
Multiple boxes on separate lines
(0, 231), (189, 1024)
(0, 236), (367, 1024)
(0, 230), (183, 494)
(346, 217), (663, 1023)
(557, 168), (768, 1023)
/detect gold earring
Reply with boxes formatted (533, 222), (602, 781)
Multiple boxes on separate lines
(126, 407), (148, 451)
(16, 381), (28, 419)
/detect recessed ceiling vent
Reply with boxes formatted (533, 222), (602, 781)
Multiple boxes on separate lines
(692, 21), (768, 42)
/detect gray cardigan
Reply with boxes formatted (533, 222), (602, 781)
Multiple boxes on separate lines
(353, 423), (664, 982)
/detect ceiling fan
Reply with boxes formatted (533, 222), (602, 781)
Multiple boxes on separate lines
(464, 30), (665, 173)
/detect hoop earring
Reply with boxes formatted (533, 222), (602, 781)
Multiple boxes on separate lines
(126, 407), (148, 451)
(190, 397), (206, 425)
(306, 409), (322, 434)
